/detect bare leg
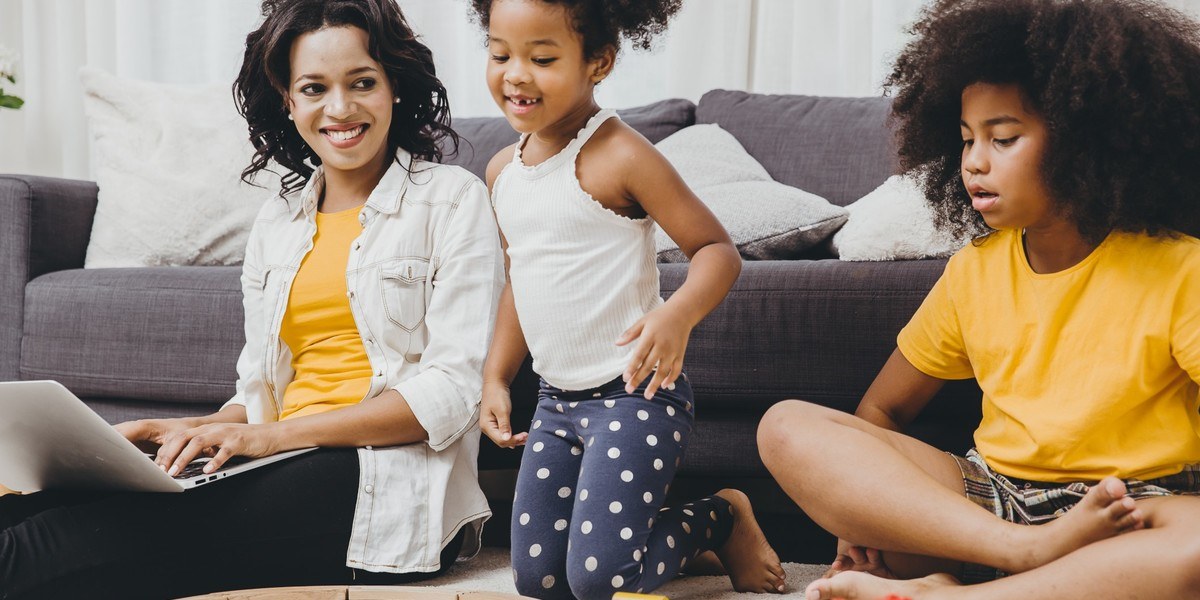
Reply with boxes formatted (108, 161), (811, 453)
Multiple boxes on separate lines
(758, 401), (1141, 575)
(805, 496), (1200, 600)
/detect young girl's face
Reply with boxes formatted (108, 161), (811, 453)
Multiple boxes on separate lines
(485, 0), (609, 135)
(287, 26), (394, 181)
(960, 82), (1057, 231)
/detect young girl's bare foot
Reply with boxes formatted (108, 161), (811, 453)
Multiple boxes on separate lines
(682, 550), (727, 576)
(804, 571), (961, 600)
(1008, 476), (1143, 572)
(713, 488), (787, 593)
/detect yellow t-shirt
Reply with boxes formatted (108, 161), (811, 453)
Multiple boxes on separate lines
(898, 228), (1200, 482)
(278, 207), (373, 420)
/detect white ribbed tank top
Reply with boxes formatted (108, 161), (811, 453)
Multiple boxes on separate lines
(493, 109), (663, 390)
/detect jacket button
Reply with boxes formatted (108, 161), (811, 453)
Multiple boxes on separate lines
(365, 339), (374, 345)
(364, 484), (374, 494)
(346, 291), (354, 299)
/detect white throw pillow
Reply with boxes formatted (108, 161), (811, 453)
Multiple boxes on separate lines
(653, 124), (848, 262)
(81, 67), (276, 268)
(831, 175), (971, 261)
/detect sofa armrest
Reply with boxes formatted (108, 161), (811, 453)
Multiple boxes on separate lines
(0, 174), (99, 379)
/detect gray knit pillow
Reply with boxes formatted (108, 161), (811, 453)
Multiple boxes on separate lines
(654, 124), (848, 262)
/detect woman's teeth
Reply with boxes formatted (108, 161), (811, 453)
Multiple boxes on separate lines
(325, 125), (365, 140)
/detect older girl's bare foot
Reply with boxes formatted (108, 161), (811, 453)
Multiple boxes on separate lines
(1008, 476), (1143, 572)
(713, 488), (787, 593)
(804, 571), (961, 600)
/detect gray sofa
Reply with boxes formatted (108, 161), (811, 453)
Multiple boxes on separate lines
(0, 89), (981, 563)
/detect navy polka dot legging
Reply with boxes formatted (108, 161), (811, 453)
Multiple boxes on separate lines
(510, 374), (735, 600)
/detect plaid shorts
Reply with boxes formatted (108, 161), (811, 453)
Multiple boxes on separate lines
(952, 448), (1200, 583)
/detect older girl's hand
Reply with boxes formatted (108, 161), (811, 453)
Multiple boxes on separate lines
(617, 304), (692, 399)
(480, 380), (528, 448)
(155, 423), (281, 476)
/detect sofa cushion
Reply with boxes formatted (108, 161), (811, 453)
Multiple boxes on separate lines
(695, 90), (897, 207)
(446, 98), (696, 181)
(655, 124), (847, 261)
(832, 175), (971, 261)
(21, 267), (243, 403)
(80, 67), (272, 268)
(661, 259), (942, 412)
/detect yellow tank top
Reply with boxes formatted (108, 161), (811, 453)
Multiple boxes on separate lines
(278, 206), (373, 420)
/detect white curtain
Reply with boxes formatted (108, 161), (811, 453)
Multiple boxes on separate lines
(4, 0), (1200, 179)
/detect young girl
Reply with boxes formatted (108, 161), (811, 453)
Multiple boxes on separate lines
(0, 0), (503, 597)
(758, 0), (1200, 598)
(470, 1), (786, 598)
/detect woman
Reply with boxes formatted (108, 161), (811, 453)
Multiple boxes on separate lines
(0, 0), (503, 597)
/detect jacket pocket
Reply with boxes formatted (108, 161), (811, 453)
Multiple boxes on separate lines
(380, 258), (430, 332)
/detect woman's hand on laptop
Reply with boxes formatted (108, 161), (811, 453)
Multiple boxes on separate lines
(155, 423), (281, 476)
(115, 417), (206, 454)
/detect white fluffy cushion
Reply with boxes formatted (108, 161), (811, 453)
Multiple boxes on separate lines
(653, 124), (848, 262)
(81, 67), (275, 268)
(831, 175), (971, 261)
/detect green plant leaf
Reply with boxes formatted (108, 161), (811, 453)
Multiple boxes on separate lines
(0, 95), (24, 109)
(3, 75), (13, 84)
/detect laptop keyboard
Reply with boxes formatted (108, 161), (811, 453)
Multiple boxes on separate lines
(146, 455), (253, 479)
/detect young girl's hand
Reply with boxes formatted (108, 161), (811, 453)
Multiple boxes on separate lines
(617, 304), (692, 399)
(480, 380), (528, 448)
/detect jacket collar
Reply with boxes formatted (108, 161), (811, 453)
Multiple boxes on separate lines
(288, 148), (415, 218)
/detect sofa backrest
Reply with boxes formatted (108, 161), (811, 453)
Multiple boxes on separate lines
(696, 90), (898, 207)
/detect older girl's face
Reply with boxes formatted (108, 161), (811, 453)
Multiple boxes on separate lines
(959, 82), (1057, 231)
(287, 26), (393, 181)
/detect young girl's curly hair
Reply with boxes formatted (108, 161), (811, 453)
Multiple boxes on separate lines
(887, 0), (1200, 241)
(234, 0), (458, 197)
(469, 0), (682, 60)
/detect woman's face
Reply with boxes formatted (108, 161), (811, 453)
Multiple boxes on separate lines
(286, 26), (394, 181)
(959, 82), (1057, 231)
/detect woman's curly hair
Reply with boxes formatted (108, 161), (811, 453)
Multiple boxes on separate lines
(234, 0), (458, 197)
(468, 0), (682, 60)
(887, 0), (1200, 241)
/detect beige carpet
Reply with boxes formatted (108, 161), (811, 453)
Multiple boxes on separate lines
(417, 548), (829, 599)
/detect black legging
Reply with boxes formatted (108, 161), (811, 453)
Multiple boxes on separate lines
(0, 448), (461, 599)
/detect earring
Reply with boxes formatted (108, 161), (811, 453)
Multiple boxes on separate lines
(393, 97), (400, 104)
(287, 113), (294, 121)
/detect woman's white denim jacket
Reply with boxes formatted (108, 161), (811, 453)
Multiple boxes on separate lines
(223, 150), (504, 573)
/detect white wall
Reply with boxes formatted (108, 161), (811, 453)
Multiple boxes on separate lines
(4, 0), (1200, 179)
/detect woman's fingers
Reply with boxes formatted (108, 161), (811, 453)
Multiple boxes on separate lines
(204, 446), (236, 474)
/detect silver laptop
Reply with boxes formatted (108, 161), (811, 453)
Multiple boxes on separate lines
(0, 380), (315, 493)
